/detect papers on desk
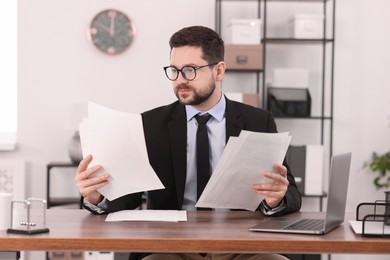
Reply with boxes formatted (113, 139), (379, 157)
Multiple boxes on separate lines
(196, 131), (291, 211)
(349, 220), (390, 235)
(105, 210), (187, 222)
(79, 102), (165, 201)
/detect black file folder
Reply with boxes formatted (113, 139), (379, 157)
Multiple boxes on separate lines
(267, 87), (311, 117)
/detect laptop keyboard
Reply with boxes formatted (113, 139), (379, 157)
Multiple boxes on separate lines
(285, 219), (324, 231)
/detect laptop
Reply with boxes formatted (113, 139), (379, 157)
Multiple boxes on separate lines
(250, 152), (352, 235)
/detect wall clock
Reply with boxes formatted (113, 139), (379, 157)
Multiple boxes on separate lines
(88, 9), (135, 55)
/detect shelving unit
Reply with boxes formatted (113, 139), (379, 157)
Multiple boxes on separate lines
(46, 162), (81, 209)
(264, 0), (335, 157)
(216, 0), (335, 212)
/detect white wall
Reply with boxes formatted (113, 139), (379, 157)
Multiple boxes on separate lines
(3, 0), (390, 259)
(331, 2), (390, 258)
(12, 0), (214, 198)
(335, 0), (390, 211)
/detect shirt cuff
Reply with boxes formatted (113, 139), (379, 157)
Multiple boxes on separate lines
(260, 198), (286, 216)
(83, 198), (108, 214)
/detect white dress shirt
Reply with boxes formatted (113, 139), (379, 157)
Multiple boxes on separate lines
(182, 94), (226, 210)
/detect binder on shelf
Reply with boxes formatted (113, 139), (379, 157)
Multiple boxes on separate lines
(285, 145), (324, 196)
(267, 87), (311, 117)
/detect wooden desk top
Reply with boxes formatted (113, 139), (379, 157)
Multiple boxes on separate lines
(0, 209), (389, 254)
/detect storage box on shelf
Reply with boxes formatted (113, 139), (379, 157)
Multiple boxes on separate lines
(224, 44), (263, 70)
(48, 251), (84, 260)
(289, 14), (324, 39)
(225, 92), (260, 108)
(228, 18), (262, 44)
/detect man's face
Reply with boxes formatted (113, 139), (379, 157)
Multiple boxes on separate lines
(170, 46), (216, 106)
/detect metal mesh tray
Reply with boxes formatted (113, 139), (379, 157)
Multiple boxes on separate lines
(356, 200), (390, 237)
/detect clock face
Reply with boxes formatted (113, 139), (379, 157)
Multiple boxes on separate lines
(89, 9), (135, 55)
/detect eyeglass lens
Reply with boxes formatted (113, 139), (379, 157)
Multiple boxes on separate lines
(166, 66), (196, 81)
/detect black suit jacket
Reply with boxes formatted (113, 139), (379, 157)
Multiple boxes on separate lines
(86, 97), (301, 260)
(103, 97), (301, 214)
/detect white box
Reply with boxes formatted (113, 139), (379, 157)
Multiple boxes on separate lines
(304, 145), (324, 196)
(272, 68), (309, 88)
(228, 19), (261, 44)
(290, 14), (324, 39)
(84, 252), (114, 260)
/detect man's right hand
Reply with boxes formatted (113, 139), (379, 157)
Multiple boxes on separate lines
(74, 154), (110, 205)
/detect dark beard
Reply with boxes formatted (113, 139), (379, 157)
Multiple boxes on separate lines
(175, 82), (216, 106)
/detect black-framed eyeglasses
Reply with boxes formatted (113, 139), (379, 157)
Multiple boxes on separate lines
(163, 62), (219, 81)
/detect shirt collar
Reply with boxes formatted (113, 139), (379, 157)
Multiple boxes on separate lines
(185, 93), (226, 122)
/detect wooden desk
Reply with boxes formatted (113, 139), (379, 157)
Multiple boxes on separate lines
(0, 209), (389, 254)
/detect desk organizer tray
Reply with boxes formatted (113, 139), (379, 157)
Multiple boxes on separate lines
(355, 200), (390, 237)
(7, 198), (50, 235)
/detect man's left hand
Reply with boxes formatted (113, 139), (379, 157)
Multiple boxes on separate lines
(251, 163), (289, 208)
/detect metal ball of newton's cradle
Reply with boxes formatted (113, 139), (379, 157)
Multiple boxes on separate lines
(20, 221), (36, 226)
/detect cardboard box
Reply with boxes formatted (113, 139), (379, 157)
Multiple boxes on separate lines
(225, 92), (260, 107)
(49, 252), (67, 260)
(290, 14), (324, 39)
(224, 44), (262, 70)
(49, 252), (84, 260)
(69, 252), (84, 260)
(228, 19), (262, 44)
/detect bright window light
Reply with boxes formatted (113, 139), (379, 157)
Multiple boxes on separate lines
(0, 1), (17, 150)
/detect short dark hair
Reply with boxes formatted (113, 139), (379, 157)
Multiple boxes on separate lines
(169, 26), (224, 63)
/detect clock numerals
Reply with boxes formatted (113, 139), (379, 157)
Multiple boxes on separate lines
(107, 47), (116, 55)
(89, 9), (135, 55)
(90, 27), (98, 35)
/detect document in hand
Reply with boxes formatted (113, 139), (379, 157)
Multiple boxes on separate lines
(195, 131), (291, 211)
(79, 102), (164, 201)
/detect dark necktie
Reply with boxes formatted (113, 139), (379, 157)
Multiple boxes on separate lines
(195, 114), (212, 201)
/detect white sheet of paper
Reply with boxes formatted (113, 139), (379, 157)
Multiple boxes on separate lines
(196, 131), (291, 211)
(105, 210), (187, 222)
(349, 220), (390, 235)
(79, 102), (165, 201)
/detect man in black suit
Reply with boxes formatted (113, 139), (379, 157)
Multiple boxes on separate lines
(75, 26), (301, 260)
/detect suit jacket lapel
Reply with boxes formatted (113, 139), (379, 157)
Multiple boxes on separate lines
(225, 98), (245, 142)
(167, 103), (187, 207)
(166, 98), (244, 208)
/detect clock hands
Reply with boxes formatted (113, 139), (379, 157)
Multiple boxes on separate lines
(110, 14), (115, 37)
(92, 11), (116, 37)
(94, 22), (111, 34)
